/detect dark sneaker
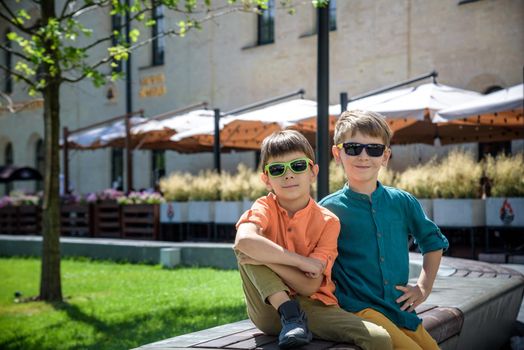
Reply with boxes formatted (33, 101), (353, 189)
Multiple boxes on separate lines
(278, 310), (313, 349)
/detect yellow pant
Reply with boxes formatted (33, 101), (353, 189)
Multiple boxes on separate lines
(355, 308), (439, 350)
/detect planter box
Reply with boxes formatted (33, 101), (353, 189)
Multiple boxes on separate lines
(121, 204), (159, 240)
(486, 197), (524, 227)
(160, 202), (188, 223)
(93, 201), (121, 238)
(215, 201), (242, 224)
(187, 201), (215, 223)
(0, 205), (41, 234)
(60, 204), (92, 237)
(418, 199), (433, 220)
(242, 199), (255, 212)
(433, 199), (486, 227)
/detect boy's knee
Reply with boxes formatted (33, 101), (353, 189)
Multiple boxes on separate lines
(364, 325), (392, 350)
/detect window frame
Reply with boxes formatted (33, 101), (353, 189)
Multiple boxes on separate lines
(110, 148), (124, 190)
(4, 29), (13, 94)
(35, 139), (44, 192)
(151, 149), (166, 188)
(257, 0), (275, 45)
(152, 4), (165, 66)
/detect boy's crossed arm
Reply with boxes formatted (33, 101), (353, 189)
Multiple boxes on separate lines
(234, 222), (326, 296)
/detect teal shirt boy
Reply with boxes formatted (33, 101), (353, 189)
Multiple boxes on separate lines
(319, 182), (449, 330)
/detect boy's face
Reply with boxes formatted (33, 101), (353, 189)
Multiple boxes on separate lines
(261, 151), (319, 203)
(332, 131), (391, 186)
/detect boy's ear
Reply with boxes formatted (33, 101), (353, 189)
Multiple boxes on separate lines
(260, 172), (273, 191)
(332, 145), (341, 164)
(381, 147), (391, 167)
(311, 163), (319, 178)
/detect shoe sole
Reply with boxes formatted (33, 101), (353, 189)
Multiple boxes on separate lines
(278, 332), (313, 349)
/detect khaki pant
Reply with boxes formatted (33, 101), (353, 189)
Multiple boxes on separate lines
(238, 263), (393, 350)
(355, 308), (439, 350)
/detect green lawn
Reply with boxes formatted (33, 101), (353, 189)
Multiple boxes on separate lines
(0, 257), (247, 350)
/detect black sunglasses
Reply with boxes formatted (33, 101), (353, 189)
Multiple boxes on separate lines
(337, 142), (387, 157)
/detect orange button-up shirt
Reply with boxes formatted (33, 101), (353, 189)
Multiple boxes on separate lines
(236, 192), (340, 306)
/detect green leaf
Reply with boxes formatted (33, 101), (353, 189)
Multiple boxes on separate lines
(129, 29), (140, 42)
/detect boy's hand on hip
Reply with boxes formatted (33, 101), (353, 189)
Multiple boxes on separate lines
(395, 284), (429, 312)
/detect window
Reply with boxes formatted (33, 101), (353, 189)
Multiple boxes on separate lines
(151, 150), (165, 188)
(111, 2), (122, 73)
(4, 30), (13, 94)
(315, 0), (337, 33)
(35, 139), (44, 192)
(257, 0), (275, 45)
(478, 85), (510, 160)
(329, 0), (337, 31)
(152, 5), (165, 66)
(111, 148), (124, 190)
(5, 142), (13, 195)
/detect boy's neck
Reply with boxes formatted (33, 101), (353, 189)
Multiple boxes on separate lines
(276, 194), (310, 217)
(347, 179), (378, 196)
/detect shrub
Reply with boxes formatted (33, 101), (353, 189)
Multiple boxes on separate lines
(485, 153), (524, 197)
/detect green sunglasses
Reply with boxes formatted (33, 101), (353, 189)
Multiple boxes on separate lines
(264, 157), (314, 178)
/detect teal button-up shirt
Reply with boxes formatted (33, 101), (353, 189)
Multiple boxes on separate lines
(319, 182), (449, 331)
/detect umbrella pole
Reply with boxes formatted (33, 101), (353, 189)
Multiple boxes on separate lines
(316, 2), (329, 200)
(63, 127), (69, 194)
(125, 113), (133, 192)
(214, 108), (221, 173)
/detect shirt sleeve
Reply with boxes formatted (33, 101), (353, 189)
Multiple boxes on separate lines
(308, 215), (340, 279)
(235, 196), (271, 232)
(407, 194), (449, 255)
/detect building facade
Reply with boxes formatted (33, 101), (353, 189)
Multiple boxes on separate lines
(1, 0), (523, 195)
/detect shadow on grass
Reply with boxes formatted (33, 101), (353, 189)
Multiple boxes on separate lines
(0, 301), (247, 350)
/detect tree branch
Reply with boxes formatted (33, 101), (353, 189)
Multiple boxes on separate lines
(0, 62), (36, 88)
(0, 42), (31, 62)
(0, 1), (35, 35)
(59, 0), (75, 18)
(60, 0), (111, 21)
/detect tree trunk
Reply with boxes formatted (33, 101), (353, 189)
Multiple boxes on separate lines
(39, 0), (62, 302)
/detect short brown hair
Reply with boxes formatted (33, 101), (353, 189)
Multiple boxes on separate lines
(334, 110), (392, 146)
(260, 130), (315, 171)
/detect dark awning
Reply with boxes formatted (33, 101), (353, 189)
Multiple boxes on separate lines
(0, 166), (43, 183)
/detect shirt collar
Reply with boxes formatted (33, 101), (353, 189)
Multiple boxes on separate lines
(268, 192), (315, 218)
(343, 181), (384, 201)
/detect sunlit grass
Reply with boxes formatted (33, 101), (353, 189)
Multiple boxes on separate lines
(0, 257), (246, 350)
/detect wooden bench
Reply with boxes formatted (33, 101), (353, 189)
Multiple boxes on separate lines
(133, 255), (524, 350)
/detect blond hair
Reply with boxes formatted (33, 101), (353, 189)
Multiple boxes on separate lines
(334, 110), (392, 146)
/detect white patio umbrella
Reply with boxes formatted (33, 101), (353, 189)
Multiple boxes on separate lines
(333, 83), (482, 144)
(171, 99), (338, 150)
(102, 109), (215, 151)
(436, 84), (523, 121)
(342, 83), (482, 121)
(65, 116), (147, 149)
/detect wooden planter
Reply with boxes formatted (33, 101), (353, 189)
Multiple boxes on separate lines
(93, 201), (122, 238)
(60, 204), (93, 237)
(121, 204), (160, 240)
(0, 205), (41, 234)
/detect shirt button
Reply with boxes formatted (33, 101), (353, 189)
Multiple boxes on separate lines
(380, 256), (385, 262)
(384, 280), (388, 285)
(372, 209), (376, 214)
(377, 233), (382, 238)
(287, 228), (292, 232)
